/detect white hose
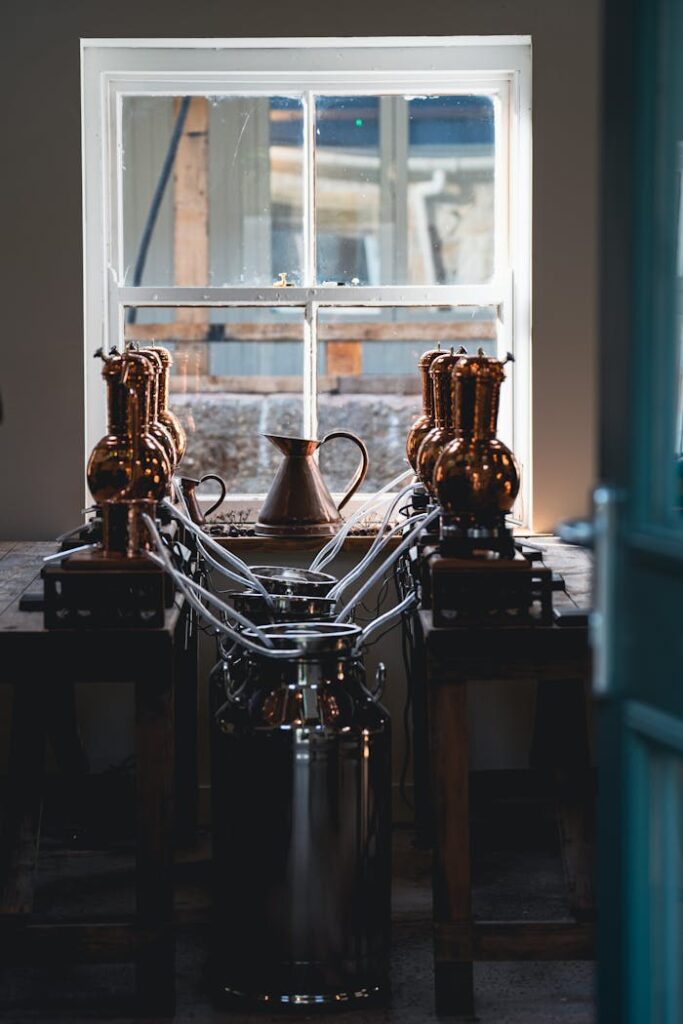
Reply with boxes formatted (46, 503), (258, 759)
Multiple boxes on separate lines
(163, 496), (270, 599)
(145, 515), (273, 643)
(326, 483), (418, 596)
(335, 507), (440, 623)
(327, 512), (426, 602)
(310, 469), (414, 572)
(144, 515), (304, 659)
(309, 467), (414, 571)
(355, 591), (418, 650)
(352, 481), (416, 565)
(43, 543), (97, 563)
(196, 536), (275, 607)
(310, 468), (416, 572)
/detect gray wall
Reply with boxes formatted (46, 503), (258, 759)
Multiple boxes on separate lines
(1, 0), (599, 537)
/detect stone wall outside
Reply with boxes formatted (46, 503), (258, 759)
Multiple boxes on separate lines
(172, 392), (421, 496)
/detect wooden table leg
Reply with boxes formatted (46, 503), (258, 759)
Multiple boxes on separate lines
(135, 648), (176, 1016)
(174, 606), (198, 845)
(531, 678), (596, 919)
(411, 611), (433, 848)
(0, 682), (45, 921)
(429, 672), (474, 1018)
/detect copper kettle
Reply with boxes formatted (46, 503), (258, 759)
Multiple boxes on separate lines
(256, 432), (369, 538)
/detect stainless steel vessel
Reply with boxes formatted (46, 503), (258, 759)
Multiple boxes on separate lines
(228, 590), (337, 624)
(250, 565), (338, 597)
(210, 622), (391, 1006)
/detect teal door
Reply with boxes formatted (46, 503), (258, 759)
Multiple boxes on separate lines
(597, 0), (683, 1019)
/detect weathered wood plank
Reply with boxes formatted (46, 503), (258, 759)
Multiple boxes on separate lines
(174, 96), (209, 388)
(174, 96), (209, 295)
(327, 340), (363, 376)
(124, 320), (497, 343)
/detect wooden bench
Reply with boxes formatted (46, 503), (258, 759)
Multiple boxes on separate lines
(417, 539), (595, 1017)
(0, 542), (197, 1015)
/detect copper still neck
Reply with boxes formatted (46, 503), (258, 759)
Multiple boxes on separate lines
(418, 344), (442, 419)
(101, 353), (127, 433)
(155, 346), (188, 462)
(430, 349), (458, 430)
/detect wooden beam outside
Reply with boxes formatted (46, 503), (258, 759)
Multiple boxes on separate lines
(174, 97), (209, 375)
(125, 320), (497, 344)
(326, 340), (363, 375)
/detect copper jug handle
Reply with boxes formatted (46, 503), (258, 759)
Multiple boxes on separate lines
(198, 474), (228, 519)
(319, 430), (369, 512)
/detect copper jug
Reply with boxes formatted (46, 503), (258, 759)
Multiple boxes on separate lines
(256, 432), (369, 538)
(180, 474), (228, 525)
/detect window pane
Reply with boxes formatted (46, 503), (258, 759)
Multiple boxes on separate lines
(315, 95), (495, 286)
(124, 307), (304, 493)
(121, 96), (304, 287)
(317, 306), (498, 492)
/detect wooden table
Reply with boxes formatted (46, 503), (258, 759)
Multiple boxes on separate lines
(0, 542), (197, 1015)
(418, 539), (595, 1017)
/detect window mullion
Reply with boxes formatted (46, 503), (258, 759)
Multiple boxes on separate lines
(303, 92), (318, 437)
(303, 301), (318, 439)
(303, 91), (317, 288)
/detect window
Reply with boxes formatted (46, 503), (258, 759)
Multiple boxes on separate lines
(82, 38), (531, 519)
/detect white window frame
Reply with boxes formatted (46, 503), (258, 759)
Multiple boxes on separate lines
(81, 36), (532, 524)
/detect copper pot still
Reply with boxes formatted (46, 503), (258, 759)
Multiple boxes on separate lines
(86, 349), (173, 557)
(434, 350), (520, 522)
(415, 347), (466, 495)
(405, 343), (442, 470)
(256, 431), (369, 538)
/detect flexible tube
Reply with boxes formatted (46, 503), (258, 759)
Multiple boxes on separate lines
(171, 487), (270, 596)
(43, 543), (97, 563)
(326, 483), (418, 595)
(144, 515), (304, 658)
(310, 468), (416, 572)
(145, 516), (273, 643)
(327, 512), (426, 602)
(335, 507), (440, 623)
(196, 540), (257, 591)
(163, 497), (270, 598)
(348, 482), (416, 569)
(309, 467), (414, 571)
(356, 591), (418, 650)
(310, 470), (414, 572)
(196, 536), (275, 607)
(148, 551), (302, 659)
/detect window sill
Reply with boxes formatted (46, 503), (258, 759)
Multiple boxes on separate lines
(206, 531), (402, 556)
